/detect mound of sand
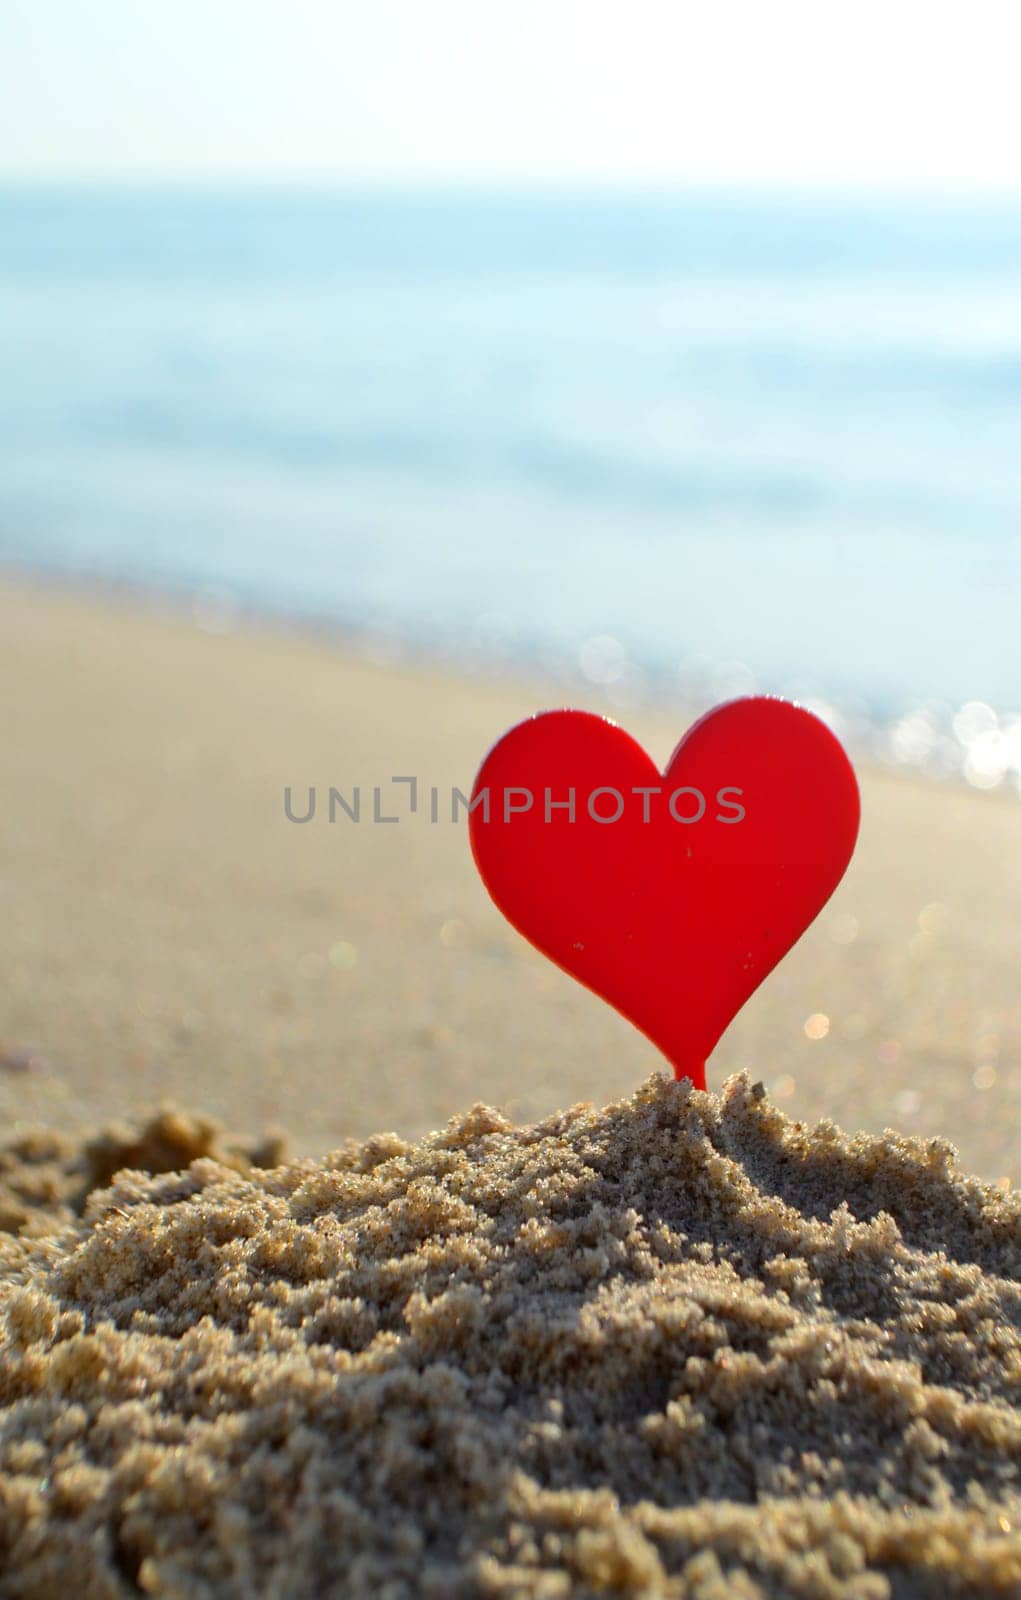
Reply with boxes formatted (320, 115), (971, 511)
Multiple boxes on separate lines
(0, 1075), (1018, 1599)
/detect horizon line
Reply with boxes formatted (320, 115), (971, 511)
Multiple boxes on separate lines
(2, 174), (1021, 205)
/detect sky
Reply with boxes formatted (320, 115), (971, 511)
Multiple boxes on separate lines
(2, 0), (1021, 189)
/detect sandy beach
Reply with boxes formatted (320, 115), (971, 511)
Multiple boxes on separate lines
(5, 17), (1021, 1595)
(0, 578), (1019, 1596)
(0, 577), (1017, 1184)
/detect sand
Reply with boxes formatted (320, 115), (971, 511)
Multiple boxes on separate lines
(1, 577), (1019, 1594)
(0, 576), (1018, 1184)
(0, 1073), (1018, 1599)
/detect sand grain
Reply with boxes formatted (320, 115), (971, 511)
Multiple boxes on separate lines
(1, 1074), (1018, 1598)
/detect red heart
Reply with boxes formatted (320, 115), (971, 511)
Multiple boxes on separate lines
(469, 696), (860, 1090)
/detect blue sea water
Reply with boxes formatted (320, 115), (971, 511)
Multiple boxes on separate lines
(3, 186), (1021, 775)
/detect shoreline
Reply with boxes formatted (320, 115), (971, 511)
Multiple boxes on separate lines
(2, 556), (1017, 800)
(0, 572), (1018, 1183)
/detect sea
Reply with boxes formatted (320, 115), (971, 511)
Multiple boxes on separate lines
(3, 185), (1021, 785)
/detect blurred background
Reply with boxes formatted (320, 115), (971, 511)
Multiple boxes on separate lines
(3, 0), (1021, 763)
(2, 1), (1020, 1177)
